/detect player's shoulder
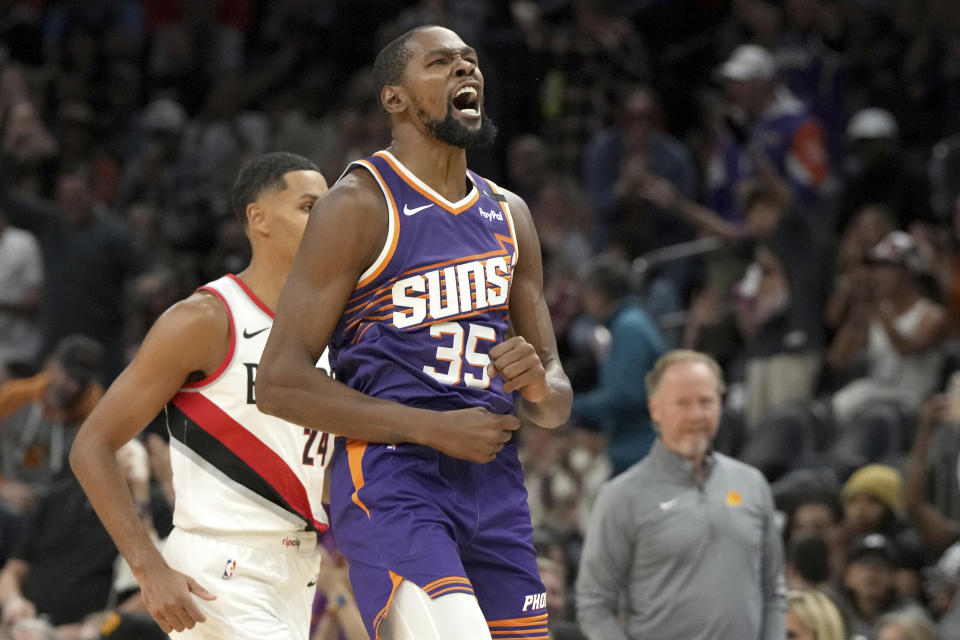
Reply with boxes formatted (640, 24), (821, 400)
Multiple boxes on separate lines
(326, 167), (387, 206)
(154, 289), (231, 344)
(127, 288), (231, 375)
(311, 167), (389, 227)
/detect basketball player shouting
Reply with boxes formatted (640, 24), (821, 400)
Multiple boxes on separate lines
(70, 153), (335, 638)
(256, 26), (573, 640)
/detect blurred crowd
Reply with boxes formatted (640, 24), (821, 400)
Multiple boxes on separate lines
(4, 0), (960, 639)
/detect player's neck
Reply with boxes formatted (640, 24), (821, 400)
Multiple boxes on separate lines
(388, 137), (469, 202)
(235, 259), (286, 313)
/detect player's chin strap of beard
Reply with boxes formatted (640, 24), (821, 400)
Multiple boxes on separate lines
(380, 580), (492, 640)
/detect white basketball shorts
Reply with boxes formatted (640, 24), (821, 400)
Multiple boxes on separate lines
(162, 527), (321, 640)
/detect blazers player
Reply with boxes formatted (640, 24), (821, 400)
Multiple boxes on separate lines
(70, 153), (331, 638)
(257, 26), (573, 640)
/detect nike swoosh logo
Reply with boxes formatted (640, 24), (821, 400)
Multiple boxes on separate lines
(403, 203), (434, 216)
(243, 327), (268, 339)
(659, 498), (680, 511)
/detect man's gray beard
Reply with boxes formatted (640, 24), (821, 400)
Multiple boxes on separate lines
(420, 104), (498, 149)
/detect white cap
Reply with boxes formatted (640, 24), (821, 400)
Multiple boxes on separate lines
(847, 107), (898, 140)
(142, 98), (186, 133)
(717, 45), (777, 82)
(866, 230), (925, 273)
(937, 541), (960, 579)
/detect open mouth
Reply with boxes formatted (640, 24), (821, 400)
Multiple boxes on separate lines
(452, 85), (480, 117)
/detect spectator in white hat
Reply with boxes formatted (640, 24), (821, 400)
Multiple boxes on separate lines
(834, 107), (931, 233)
(828, 231), (947, 429)
(115, 98), (193, 215)
(706, 44), (832, 225)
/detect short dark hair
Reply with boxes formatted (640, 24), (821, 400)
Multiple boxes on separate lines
(581, 254), (631, 301)
(790, 491), (843, 526)
(231, 152), (319, 228)
(373, 25), (434, 108)
(52, 334), (106, 384)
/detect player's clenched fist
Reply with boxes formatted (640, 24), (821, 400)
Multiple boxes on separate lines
(487, 336), (548, 402)
(429, 407), (520, 463)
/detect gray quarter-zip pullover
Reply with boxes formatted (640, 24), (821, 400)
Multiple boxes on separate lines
(576, 438), (787, 640)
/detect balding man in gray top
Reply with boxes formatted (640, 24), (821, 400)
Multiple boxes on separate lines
(576, 349), (787, 640)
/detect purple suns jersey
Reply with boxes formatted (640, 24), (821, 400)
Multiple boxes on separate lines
(329, 150), (518, 417)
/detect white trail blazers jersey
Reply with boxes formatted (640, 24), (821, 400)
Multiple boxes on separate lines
(165, 274), (330, 536)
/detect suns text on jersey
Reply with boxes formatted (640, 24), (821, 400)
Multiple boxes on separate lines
(391, 256), (511, 328)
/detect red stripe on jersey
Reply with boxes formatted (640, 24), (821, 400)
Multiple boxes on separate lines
(171, 392), (326, 531)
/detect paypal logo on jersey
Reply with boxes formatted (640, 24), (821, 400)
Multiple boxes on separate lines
(391, 256), (511, 328)
(478, 207), (503, 222)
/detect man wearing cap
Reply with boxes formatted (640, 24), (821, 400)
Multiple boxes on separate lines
(841, 464), (905, 540)
(926, 542), (960, 637)
(576, 349), (786, 640)
(828, 231), (947, 428)
(0, 334), (148, 632)
(840, 533), (922, 638)
(115, 98), (189, 213)
(0, 334), (107, 509)
(709, 44), (831, 224)
(834, 107), (931, 233)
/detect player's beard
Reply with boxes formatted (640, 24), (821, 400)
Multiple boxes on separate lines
(420, 103), (497, 149)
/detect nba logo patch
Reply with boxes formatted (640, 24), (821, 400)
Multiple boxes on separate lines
(222, 560), (236, 580)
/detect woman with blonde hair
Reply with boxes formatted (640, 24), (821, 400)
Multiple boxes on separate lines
(787, 589), (846, 640)
(874, 609), (939, 640)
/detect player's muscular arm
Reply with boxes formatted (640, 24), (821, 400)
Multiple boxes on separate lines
(69, 295), (222, 633)
(487, 190), (572, 429)
(256, 173), (518, 462)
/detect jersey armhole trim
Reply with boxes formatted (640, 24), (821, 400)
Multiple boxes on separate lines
(353, 159), (400, 288)
(181, 286), (236, 390)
